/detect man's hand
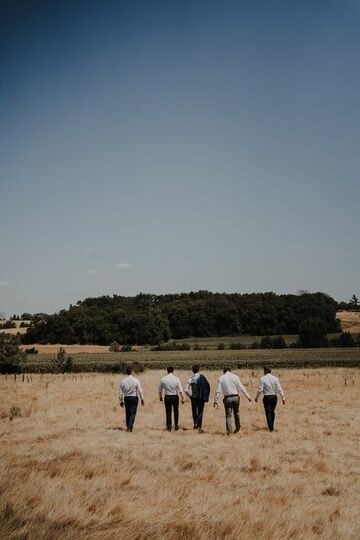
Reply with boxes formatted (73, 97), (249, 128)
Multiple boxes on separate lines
(159, 396), (163, 402)
(248, 397), (252, 402)
(282, 399), (285, 405)
(255, 398), (258, 403)
(141, 400), (145, 406)
(120, 402), (124, 408)
(213, 402), (218, 408)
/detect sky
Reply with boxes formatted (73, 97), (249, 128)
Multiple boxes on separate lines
(1, 0), (359, 316)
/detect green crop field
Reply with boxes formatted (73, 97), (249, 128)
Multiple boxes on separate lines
(20, 347), (360, 372)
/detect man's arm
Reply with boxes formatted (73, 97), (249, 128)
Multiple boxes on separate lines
(177, 378), (185, 402)
(118, 382), (124, 407)
(184, 378), (191, 398)
(255, 378), (264, 402)
(236, 376), (252, 401)
(213, 378), (221, 406)
(137, 380), (145, 405)
(158, 380), (164, 401)
(276, 378), (285, 403)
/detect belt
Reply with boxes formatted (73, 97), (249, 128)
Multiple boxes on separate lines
(224, 394), (238, 398)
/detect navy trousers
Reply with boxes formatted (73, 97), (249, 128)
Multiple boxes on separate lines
(124, 396), (138, 430)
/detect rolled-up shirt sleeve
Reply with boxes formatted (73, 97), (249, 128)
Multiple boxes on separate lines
(137, 381), (144, 401)
(236, 377), (251, 399)
(276, 379), (285, 401)
(255, 378), (264, 401)
(118, 382), (124, 403)
(177, 379), (185, 400)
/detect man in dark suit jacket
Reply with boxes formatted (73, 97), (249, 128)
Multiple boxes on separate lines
(185, 365), (210, 432)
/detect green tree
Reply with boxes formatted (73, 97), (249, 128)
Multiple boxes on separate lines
(0, 334), (26, 373)
(298, 317), (328, 348)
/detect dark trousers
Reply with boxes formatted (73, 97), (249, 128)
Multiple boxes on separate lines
(164, 395), (179, 430)
(124, 396), (138, 430)
(223, 396), (240, 433)
(263, 395), (277, 431)
(191, 398), (205, 428)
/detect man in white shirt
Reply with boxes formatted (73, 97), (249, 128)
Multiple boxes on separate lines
(255, 366), (285, 432)
(213, 368), (252, 434)
(118, 366), (144, 432)
(159, 366), (185, 431)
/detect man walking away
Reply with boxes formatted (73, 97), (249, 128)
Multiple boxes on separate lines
(185, 365), (210, 432)
(118, 366), (144, 432)
(213, 368), (251, 434)
(255, 366), (285, 432)
(159, 366), (185, 431)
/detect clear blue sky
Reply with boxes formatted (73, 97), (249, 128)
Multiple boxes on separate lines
(1, 0), (359, 316)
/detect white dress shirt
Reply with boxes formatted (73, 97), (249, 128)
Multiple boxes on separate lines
(159, 373), (185, 399)
(118, 375), (144, 403)
(185, 373), (200, 397)
(255, 373), (285, 401)
(214, 371), (251, 403)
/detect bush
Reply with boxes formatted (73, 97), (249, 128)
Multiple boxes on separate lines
(20, 322), (30, 328)
(249, 341), (260, 349)
(25, 347), (39, 355)
(329, 332), (356, 348)
(260, 336), (273, 349)
(121, 344), (132, 352)
(217, 342), (225, 350)
(151, 341), (191, 351)
(0, 320), (16, 329)
(271, 336), (287, 349)
(109, 341), (120, 352)
(53, 348), (73, 373)
(0, 334), (26, 373)
(229, 342), (246, 350)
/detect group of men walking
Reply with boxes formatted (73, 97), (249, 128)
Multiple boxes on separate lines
(118, 365), (285, 434)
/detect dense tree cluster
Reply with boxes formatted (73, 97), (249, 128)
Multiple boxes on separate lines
(21, 291), (340, 346)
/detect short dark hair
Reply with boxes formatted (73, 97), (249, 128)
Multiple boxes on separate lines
(167, 366), (174, 373)
(264, 366), (271, 374)
(223, 367), (231, 373)
(126, 366), (132, 375)
(192, 365), (200, 373)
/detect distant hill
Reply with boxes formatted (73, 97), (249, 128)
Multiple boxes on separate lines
(336, 311), (360, 333)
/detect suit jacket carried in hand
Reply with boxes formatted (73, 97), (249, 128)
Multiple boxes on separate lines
(197, 374), (211, 402)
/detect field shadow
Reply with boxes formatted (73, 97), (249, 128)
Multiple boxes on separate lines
(106, 426), (125, 431)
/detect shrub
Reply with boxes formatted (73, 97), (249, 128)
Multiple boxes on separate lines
(53, 348), (73, 373)
(121, 344), (132, 352)
(20, 322), (30, 328)
(151, 341), (191, 351)
(0, 334), (26, 373)
(249, 341), (260, 349)
(272, 336), (287, 349)
(229, 342), (246, 350)
(0, 320), (16, 329)
(260, 336), (273, 349)
(25, 347), (39, 355)
(217, 343), (225, 350)
(109, 341), (120, 352)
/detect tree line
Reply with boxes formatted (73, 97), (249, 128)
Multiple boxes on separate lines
(21, 291), (341, 346)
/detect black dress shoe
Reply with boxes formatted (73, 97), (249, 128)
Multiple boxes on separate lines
(174, 426), (179, 431)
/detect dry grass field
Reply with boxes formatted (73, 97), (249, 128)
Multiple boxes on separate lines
(1, 368), (360, 540)
(337, 311), (360, 333)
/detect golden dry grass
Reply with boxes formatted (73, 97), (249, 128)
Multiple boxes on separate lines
(1, 369), (360, 540)
(337, 311), (360, 333)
